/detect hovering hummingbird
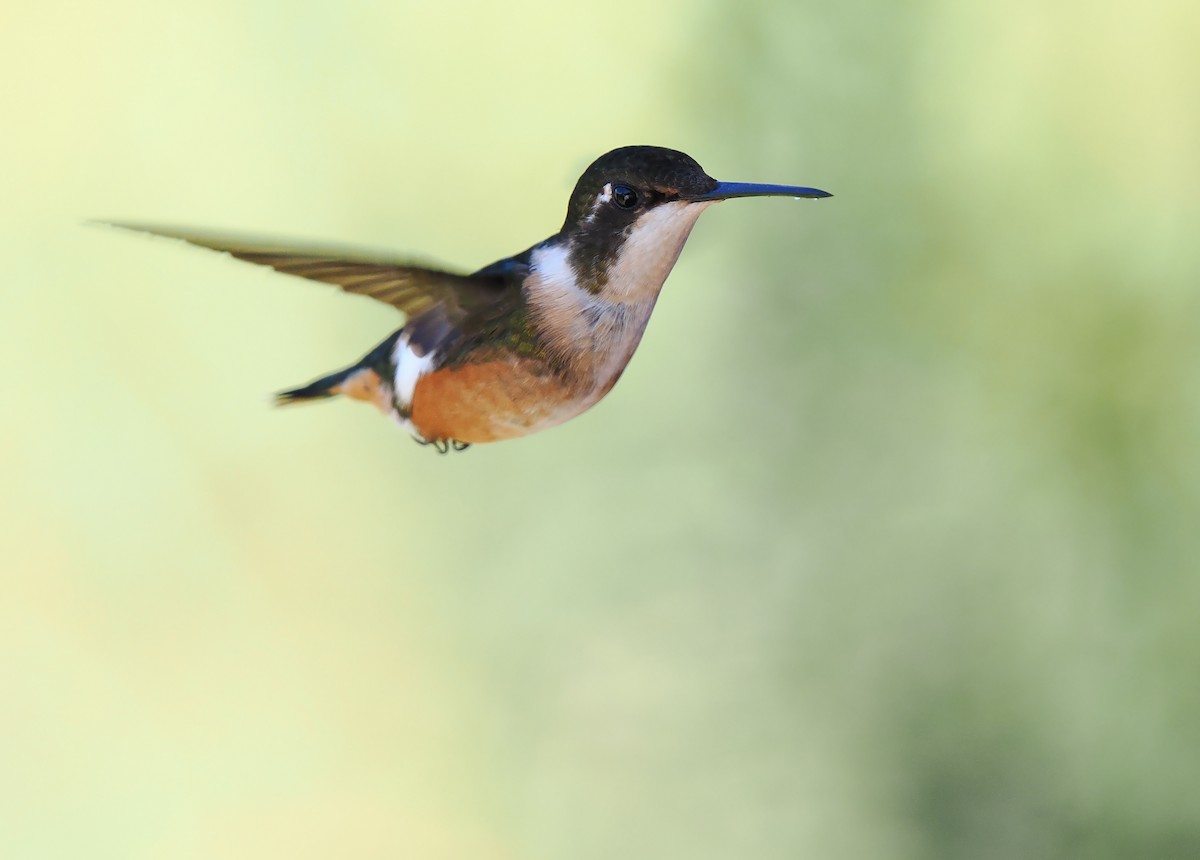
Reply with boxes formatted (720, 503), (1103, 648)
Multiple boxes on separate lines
(110, 146), (830, 452)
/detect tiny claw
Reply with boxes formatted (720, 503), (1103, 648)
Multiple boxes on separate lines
(412, 435), (444, 453)
(413, 435), (467, 454)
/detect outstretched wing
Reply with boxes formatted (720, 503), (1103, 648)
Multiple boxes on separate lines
(101, 222), (515, 320)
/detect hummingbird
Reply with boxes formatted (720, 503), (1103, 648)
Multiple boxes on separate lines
(110, 146), (830, 452)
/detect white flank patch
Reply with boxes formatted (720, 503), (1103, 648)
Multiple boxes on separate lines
(392, 333), (436, 409)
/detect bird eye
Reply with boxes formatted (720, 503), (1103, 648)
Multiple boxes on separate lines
(611, 184), (639, 209)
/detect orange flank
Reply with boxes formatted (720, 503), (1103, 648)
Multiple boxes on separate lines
(410, 358), (577, 445)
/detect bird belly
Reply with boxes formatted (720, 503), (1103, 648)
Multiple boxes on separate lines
(408, 357), (592, 444)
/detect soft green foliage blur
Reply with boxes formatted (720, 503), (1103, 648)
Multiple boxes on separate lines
(3, 1), (1199, 857)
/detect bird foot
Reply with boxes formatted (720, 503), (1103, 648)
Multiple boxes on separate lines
(413, 436), (471, 454)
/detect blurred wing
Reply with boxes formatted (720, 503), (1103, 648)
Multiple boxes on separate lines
(102, 222), (514, 318)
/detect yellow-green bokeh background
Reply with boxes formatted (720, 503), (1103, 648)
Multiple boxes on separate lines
(4, 1), (1199, 857)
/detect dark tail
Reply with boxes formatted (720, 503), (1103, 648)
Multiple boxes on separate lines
(273, 367), (360, 406)
(273, 330), (402, 407)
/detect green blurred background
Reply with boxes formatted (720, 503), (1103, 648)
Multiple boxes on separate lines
(3, 0), (1199, 857)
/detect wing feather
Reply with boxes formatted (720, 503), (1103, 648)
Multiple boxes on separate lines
(101, 222), (513, 319)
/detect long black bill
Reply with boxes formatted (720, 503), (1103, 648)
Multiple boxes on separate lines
(688, 181), (832, 201)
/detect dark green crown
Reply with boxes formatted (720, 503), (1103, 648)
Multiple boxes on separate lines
(562, 146), (719, 229)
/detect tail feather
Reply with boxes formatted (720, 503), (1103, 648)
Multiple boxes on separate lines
(273, 367), (359, 406)
(273, 330), (402, 409)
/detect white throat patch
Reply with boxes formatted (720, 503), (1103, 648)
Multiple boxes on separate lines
(603, 200), (713, 303)
(532, 200), (713, 305)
